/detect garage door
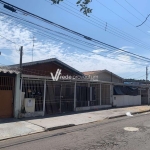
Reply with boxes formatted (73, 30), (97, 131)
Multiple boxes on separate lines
(0, 76), (14, 118)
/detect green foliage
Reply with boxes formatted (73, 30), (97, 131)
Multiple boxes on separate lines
(50, 0), (92, 16)
(50, 0), (63, 4)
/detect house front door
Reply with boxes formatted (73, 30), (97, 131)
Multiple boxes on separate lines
(0, 76), (14, 118)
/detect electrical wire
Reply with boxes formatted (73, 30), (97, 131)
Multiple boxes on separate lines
(66, 0), (148, 44)
(124, 70), (144, 78)
(1, 0), (150, 52)
(0, 33), (20, 47)
(124, 0), (147, 18)
(96, 0), (150, 37)
(0, 1), (148, 80)
(114, 0), (150, 29)
(50, 0), (150, 51)
(1, 12), (150, 65)
(0, 11), (150, 66)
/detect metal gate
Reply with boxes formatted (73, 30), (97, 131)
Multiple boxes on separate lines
(141, 88), (148, 105)
(22, 80), (44, 111)
(45, 81), (74, 114)
(0, 76), (14, 118)
(101, 84), (111, 105)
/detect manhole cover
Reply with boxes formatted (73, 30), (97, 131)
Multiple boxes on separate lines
(124, 127), (139, 132)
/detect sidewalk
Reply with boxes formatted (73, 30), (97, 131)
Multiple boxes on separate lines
(0, 105), (150, 141)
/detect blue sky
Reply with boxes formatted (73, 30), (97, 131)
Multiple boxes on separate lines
(0, 0), (150, 79)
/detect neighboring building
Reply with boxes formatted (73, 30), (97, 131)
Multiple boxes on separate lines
(0, 67), (20, 118)
(83, 69), (123, 83)
(124, 79), (150, 105)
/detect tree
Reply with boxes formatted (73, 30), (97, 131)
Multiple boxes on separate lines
(50, 0), (92, 16)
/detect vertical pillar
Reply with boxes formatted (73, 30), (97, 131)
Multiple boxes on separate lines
(74, 82), (77, 111)
(148, 88), (150, 105)
(139, 88), (142, 105)
(88, 82), (90, 106)
(100, 83), (101, 105)
(110, 84), (113, 106)
(90, 87), (92, 101)
(14, 74), (21, 118)
(43, 79), (46, 116)
(60, 84), (62, 113)
(20, 78), (23, 111)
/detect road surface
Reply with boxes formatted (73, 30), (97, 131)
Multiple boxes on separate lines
(1, 112), (150, 150)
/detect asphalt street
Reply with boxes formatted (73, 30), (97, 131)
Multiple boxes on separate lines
(1, 112), (150, 150)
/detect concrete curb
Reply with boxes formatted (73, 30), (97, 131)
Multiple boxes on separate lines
(108, 110), (150, 119)
(44, 124), (75, 131)
(1, 109), (150, 141)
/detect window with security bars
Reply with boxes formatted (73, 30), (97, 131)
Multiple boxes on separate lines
(45, 82), (74, 114)
(0, 76), (14, 90)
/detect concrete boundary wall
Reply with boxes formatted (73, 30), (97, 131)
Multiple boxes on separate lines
(113, 95), (141, 107)
(76, 105), (111, 111)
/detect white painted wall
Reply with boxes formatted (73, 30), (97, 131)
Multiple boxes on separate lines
(113, 95), (141, 107)
(24, 98), (35, 113)
(89, 72), (123, 83)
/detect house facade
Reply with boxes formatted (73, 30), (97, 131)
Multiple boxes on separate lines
(9, 58), (115, 118)
(1, 58), (148, 118)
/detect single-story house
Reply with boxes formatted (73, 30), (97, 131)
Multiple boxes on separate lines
(1, 58), (149, 118)
(83, 70), (150, 107)
(8, 58), (116, 118)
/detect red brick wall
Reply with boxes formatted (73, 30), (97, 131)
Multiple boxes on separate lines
(22, 62), (80, 76)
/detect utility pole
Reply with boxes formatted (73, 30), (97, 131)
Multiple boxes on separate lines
(146, 66), (148, 84)
(19, 46), (23, 75)
(146, 66), (150, 105)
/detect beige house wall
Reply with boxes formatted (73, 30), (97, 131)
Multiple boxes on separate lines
(90, 72), (123, 83)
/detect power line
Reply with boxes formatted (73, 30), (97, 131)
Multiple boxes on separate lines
(1, 0), (150, 52)
(0, 0), (149, 50)
(96, 0), (150, 37)
(124, 0), (146, 18)
(1, 3), (150, 67)
(136, 73), (148, 79)
(0, 2), (149, 79)
(114, 0), (150, 28)
(1, 10), (150, 68)
(52, 0), (150, 51)
(1, 11), (150, 65)
(124, 0), (150, 27)
(136, 14), (150, 27)
(0, 33), (20, 47)
(124, 70), (144, 78)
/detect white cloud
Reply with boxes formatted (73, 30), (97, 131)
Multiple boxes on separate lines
(0, 15), (146, 78)
(92, 49), (107, 53)
(120, 46), (134, 50)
